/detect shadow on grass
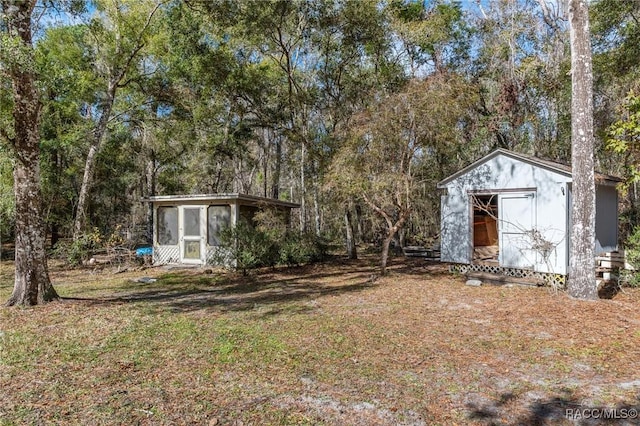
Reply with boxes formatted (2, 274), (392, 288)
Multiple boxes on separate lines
(62, 257), (388, 314)
(466, 389), (640, 425)
(388, 257), (450, 277)
(598, 279), (623, 300)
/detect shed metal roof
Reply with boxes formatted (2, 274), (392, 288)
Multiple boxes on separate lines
(143, 193), (300, 209)
(437, 148), (622, 188)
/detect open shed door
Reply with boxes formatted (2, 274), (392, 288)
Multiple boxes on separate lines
(499, 192), (536, 269)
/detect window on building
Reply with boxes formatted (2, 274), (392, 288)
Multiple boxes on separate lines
(208, 205), (231, 246)
(157, 206), (178, 245)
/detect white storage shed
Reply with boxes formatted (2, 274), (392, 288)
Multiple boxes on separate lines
(145, 193), (299, 266)
(437, 149), (620, 276)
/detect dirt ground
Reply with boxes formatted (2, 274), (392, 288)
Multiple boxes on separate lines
(1, 256), (640, 425)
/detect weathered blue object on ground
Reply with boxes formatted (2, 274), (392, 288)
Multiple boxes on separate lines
(135, 247), (153, 257)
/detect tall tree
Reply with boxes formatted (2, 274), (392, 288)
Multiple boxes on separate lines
(567, 0), (597, 299)
(37, 24), (98, 246)
(593, 0), (640, 233)
(72, 0), (163, 240)
(471, 0), (546, 153)
(329, 75), (478, 275)
(207, 0), (397, 231)
(388, 0), (471, 77)
(1, 0), (58, 305)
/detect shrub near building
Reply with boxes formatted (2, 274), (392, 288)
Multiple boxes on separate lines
(622, 226), (640, 287)
(213, 210), (327, 274)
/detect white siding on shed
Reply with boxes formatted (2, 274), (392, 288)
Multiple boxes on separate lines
(438, 150), (587, 276)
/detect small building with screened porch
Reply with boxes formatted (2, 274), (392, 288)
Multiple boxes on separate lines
(437, 149), (620, 284)
(145, 193), (299, 266)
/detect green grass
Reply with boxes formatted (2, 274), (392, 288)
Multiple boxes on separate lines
(1, 259), (640, 425)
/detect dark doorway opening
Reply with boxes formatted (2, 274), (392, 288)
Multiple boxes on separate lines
(472, 194), (499, 264)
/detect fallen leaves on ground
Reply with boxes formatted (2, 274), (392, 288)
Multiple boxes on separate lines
(1, 256), (639, 425)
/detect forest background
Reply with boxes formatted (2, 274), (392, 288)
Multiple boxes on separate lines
(1, 0), (638, 265)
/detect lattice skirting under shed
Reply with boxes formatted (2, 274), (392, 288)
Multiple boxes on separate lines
(450, 263), (566, 288)
(153, 246), (180, 264)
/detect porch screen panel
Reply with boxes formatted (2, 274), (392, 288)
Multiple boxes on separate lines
(157, 206), (178, 245)
(184, 208), (201, 236)
(208, 205), (231, 246)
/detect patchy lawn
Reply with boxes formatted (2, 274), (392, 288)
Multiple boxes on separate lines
(1, 257), (640, 425)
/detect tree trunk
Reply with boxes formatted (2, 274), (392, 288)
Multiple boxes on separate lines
(73, 82), (116, 241)
(51, 223), (60, 249)
(567, 0), (597, 299)
(233, 154), (242, 193)
(355, 204), (363, 243)
(262, 128), (269, 198)
(4, 0), (58, 306)
(381, 233), (394, 276)
(363, 194), (411, 276)
(271, 135), (281, 199)
(299, 141), (306, 232)
(9, 159), (58, 305)
(313, 182), (321, 236)
(145, 152), (156, 244)
(344, 205), (357, 259)
(380, 223), (406, 276)
(380, 221), (407, 276)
